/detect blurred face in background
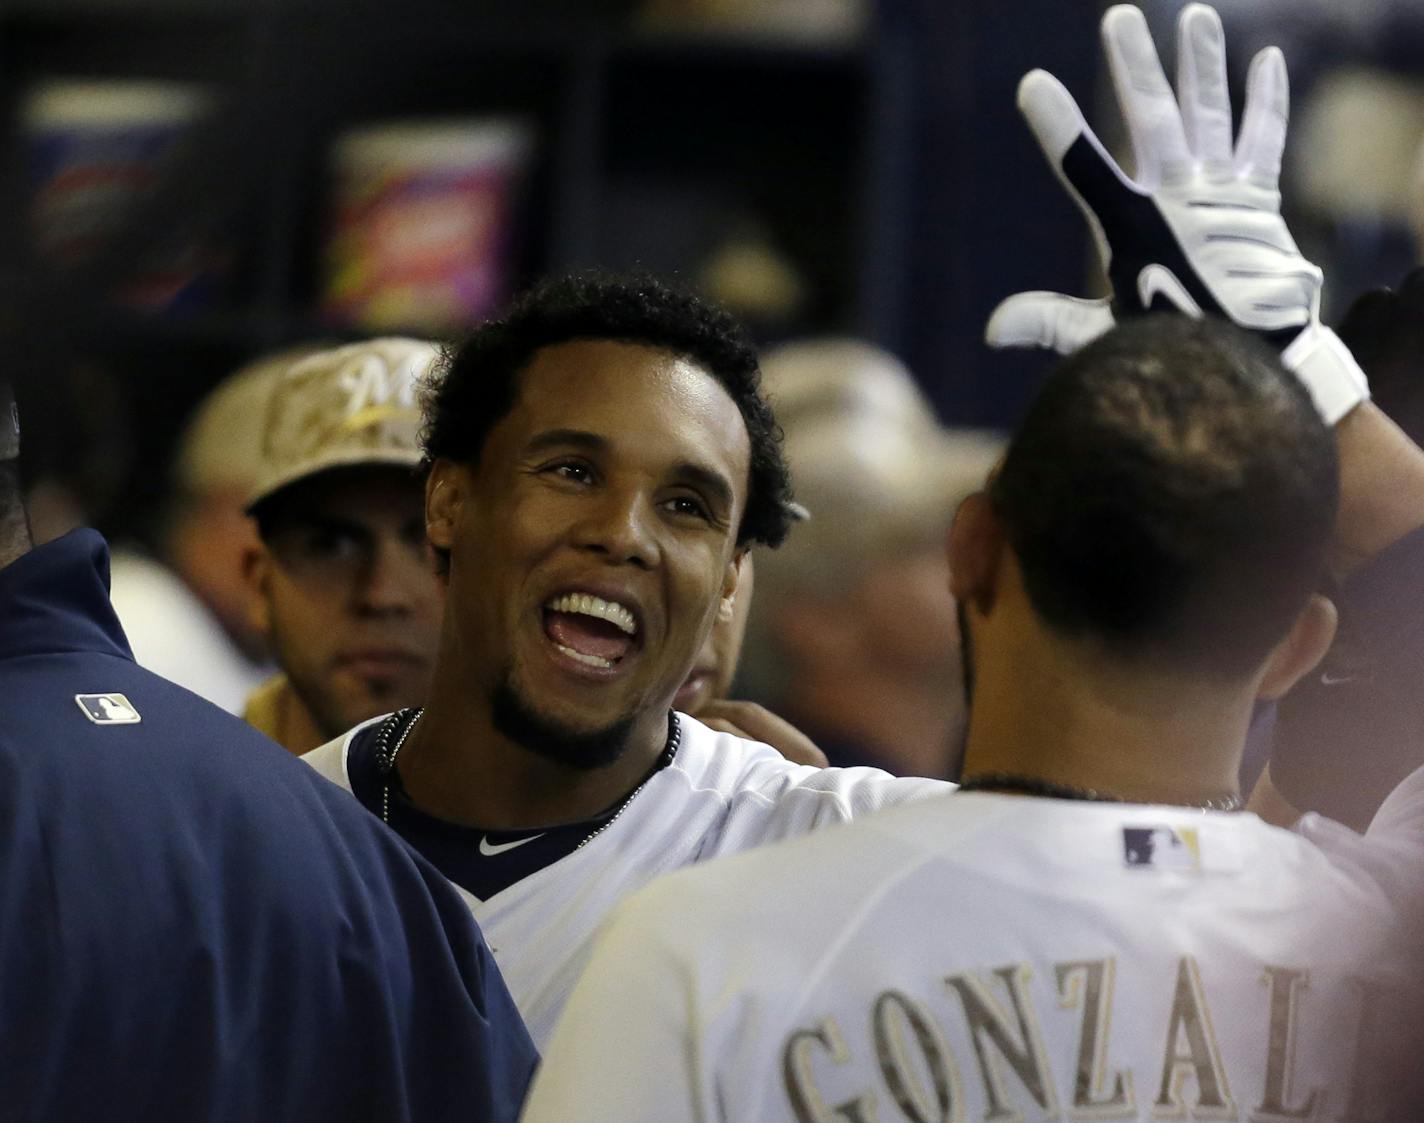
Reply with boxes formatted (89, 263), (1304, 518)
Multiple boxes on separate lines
(170, 485), (269, 659)
(854, 531), (961, 685)
(247, 467), (444, 738)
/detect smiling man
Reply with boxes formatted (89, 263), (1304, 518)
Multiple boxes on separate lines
(301, 273), (947, 1045)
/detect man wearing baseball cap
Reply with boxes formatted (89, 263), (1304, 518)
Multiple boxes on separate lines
(243, 338), (445, 754)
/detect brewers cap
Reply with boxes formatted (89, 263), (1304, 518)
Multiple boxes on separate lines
(246, 337), (440, 511)
(180, 347), (322, 496)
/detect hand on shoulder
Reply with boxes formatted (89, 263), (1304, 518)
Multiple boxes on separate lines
(695, 700), (829, 768)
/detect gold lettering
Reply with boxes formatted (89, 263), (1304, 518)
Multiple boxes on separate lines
(1253, 967), (1317, 1120)
(1153, 956), (1235, 1117)
(1056, 959), (1134, 1116)
(946, 964), (1059, 1122)
(872, 990), (964, 1123)
(783, 1016), (881, 1123)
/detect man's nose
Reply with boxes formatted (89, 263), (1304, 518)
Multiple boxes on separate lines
(354, 537), (430, 612)
(569, 489), (659, 569)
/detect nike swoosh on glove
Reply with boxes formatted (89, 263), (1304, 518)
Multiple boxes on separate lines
(986, 3), (1369, 425)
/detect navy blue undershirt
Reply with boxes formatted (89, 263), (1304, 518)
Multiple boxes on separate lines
(347, 713), (679, 900)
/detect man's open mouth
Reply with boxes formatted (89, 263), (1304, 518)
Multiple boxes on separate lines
(542, 592), (640, 670)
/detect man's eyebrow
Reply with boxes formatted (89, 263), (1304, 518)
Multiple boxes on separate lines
(524, 427), (736, 511)
(523, 429), (610, 456)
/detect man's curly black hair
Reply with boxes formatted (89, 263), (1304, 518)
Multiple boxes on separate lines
(422, 270), (794, 550)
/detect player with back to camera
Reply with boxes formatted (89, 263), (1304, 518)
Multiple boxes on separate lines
(301, 273), (948, 1046)
(520, 9), (1424, 1121)
(0, 373), (537, 1121)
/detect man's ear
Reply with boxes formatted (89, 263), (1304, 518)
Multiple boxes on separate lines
(717, 550), (747, 624)
(241, 544), (273, 639)
(947, 491), (1005, 613)
(1257, 593), (1338, 701)
(426, 459), (465, 551)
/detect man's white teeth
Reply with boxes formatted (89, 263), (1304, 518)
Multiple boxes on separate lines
(555, 643), (614, 669)
(546, 593), (637, 636)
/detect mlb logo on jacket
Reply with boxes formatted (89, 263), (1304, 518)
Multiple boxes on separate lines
(75, 693), (141, 724)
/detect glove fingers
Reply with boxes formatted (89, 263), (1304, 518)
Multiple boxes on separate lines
(1233, 277), (1315, 333)
(1101, 4), (1191, 188)
(1235, 46), (1289, 190)
(985, 291), (1116, 354)
(1018, 69), (1137, 269)
(1175, 3), (1234, 177)
(1016, 68), (1093, 164)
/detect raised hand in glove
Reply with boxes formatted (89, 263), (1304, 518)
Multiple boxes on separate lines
(986, 3), (1369, 425)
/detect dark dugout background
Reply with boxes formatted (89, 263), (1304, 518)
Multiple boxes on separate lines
(0, 0), (1093, 547)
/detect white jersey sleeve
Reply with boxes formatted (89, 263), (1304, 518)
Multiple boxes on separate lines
(1366, 761), (1424, 840)
(670, 717), (951, 858)
(1293, 762), (1424, 928)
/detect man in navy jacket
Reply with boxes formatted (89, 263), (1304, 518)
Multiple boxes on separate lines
(0, 381), (538, 1120)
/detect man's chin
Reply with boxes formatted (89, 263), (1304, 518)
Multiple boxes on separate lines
(491, 677), (637, 772)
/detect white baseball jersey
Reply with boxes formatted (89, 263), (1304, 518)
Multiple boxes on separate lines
(303, 713), (948, 1046)
(522, 770), (1424, 1122)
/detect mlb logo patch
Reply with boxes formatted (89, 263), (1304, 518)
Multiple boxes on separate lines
(1122, 825), (1200, 871)
(75, 693), (141, 725)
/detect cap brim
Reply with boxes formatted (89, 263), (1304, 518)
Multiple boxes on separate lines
(245, 449), (426, 514)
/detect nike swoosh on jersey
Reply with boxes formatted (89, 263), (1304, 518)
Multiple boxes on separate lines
(1137, 264), (1204, 317)
(479, 833), (546, 857)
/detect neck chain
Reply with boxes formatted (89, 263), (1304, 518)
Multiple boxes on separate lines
(575, 712), (681, 849)
(374, 706), (424, 825)
(371, 707), (684, 845)
(956, 771), (1241, 812)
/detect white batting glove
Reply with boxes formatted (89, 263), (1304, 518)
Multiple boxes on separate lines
(986, 3), (1369, 426)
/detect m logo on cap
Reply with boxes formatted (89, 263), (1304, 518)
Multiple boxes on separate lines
(246, 338), (438, 511)
(339, 352), (420, 417)
(75, 693), (142, 724)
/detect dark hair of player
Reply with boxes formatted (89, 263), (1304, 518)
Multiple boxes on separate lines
(989, 314), (1338, 677)
(421, 271), (794, 565)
